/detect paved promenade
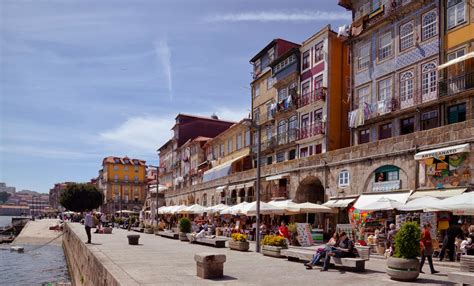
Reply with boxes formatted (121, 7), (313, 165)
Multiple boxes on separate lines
(68, 223), (457, 286)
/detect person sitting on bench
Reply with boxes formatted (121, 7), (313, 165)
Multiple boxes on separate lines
(320, 232), (356, 272)
(305, 232), (339, 270)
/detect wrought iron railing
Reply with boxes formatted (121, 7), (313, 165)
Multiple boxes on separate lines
(297, 87), (327, 108)
(439, 72), (474, 97)
(297, 123), (324, 140)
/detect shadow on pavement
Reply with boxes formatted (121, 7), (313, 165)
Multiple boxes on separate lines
(209, 275), (238, 282)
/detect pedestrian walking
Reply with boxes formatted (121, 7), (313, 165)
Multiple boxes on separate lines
(84, 210), (93, 244)
(439, 220), (463, 261)
(420, 223), (439, 274)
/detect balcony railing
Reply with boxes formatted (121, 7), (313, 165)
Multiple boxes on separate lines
(276, 129), (297, 146)
(372, 180), (401, 192)
(297, 123), (324, 140)
(275, 92), (297, 114)
(252, 137), (276, 153)
(297, 87), (327, 108)
(439, 72), (474, 97)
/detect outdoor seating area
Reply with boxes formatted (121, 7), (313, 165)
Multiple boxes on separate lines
(157, 230), (179, 239)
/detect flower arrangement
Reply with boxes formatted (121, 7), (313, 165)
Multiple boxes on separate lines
(231, 233), (247, 242)
(262, 234), (288, 247)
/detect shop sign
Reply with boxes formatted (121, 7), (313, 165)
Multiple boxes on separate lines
(372, 180), (401, 192)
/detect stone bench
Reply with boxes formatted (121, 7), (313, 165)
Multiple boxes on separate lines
(130, 227), (144, 233)
(448, 271), (474, 286)
(157, 231), (179, 239)
(194, 253), (226, 279)
(283, 248), (367, 272)
(186, 234), (227, 248)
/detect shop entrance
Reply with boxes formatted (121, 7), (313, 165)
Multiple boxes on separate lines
(294, 176), (326, 232)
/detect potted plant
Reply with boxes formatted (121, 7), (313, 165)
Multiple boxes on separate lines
(144, 224), (154, 234)
(386, 222), (421, 281)
(229, 233), (249, 251)
(261, 235), (288, 257)
(178, 218), (191, 241)
(288, 223), (299, 246)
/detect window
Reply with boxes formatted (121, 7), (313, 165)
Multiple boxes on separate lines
(124, 165), (128, 171)
(266, 156), (273, 165)
(315, 144), (322, 154)
(378, 77), (392, 101)
(422, 10), (437, 40)
(358, 43), (370, 70)
(219, 143), (225, 157)
(276, 152), (285, 163)
(357, 85), (370, 107)
(302, 81), (310, 96)
(378, 32), (392, 61)
(254, 59), (261, 75)
(387, 171), (399, 181)
(274, 55), (297, 73)
(447, 0), (466, 29)
(338, 170), (350, 187)
(253, 108), (260, 123)
(124, 175), (129, 182)
(114, 165), (119, 171)
(300, 147), (308, 158)
(114, 174), (118, 182)
(447, 49), (465, 77)
(254, 84), (260, 98)
(277, 120), (287, 145)
(236, 134), (242, 150)
(244, 130), (250, 147)
(134, 176), (139, 183)
(227, 139), (233, 154)
(267, 77), (274, 90)
(268, 47), (275, 62)
(266, 102), (272, 120)
(266, 125), (273, 140)
(379, 122), (392, 140)
(448, 103), (466, 124)
(359, 129), (370, 144)
(371, 0), (381, 11)
(114, 158), (121, 163)
(278, 88), (287, 101)
(288, 116), (298, 141)
(302, 50), (310, 70)
(399, 22), (414, 51)
(401, 117), (415, 135)
(314, 75), (323, 92)
(134, 166), (139, 172)
(422, 62), (437, 97)
(288, 149), (296, 160)
(314, 42), (324, 62)
(400, 70), (414, 103)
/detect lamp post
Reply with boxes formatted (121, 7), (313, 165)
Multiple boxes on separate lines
(244, 118), (262, 253)
(148, 165), (160, 226)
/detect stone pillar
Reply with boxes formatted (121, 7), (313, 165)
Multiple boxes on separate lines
(194, 253), (226, 279)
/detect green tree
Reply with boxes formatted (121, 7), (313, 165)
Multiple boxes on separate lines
(0, 191), (11, 204)
(60, 183), (103, 212)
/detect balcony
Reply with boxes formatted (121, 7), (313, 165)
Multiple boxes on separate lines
(372, 180), (401, 192)
(276, 129), (297, 146)
(297, 123), (324, 141)
(297, 87), (327, 109)
(251, 137), (276, 153)
(439, 72), (474, 97)
(275, 92), (297, 115)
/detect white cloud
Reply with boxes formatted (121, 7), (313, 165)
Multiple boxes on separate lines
(99, 115), (174, 155)
(0, 145), (98, 160)
(155, 39), (173, 99)
(213, 107), (249, 122)
(205, 10), (351, 22)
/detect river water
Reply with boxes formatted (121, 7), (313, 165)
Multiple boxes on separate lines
(0, 216), (71, 285)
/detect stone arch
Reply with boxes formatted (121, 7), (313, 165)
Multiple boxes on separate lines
(294, 176), (325, 204)
(361, 163), (409, 193)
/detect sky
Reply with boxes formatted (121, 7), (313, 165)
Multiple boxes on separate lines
(0, 0), (351, 193)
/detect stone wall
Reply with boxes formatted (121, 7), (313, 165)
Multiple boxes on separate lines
(164, 119), (474, 204)
(63, 224), (121, 286)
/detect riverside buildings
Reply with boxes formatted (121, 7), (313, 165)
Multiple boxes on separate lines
(159, 2), (473, 234)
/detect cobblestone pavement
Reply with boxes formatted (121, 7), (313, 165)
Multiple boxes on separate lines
(69, 223), (456, 285)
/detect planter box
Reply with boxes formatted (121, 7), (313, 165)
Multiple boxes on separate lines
(144, 228), (154, 234)
(127, 234), (140, 245)
(262, 245), (287, 258)
(229, 240), (249, 251)
(386, 257), (419, 281)
(179, 232), (189, 241)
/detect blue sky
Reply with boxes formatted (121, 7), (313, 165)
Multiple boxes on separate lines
(0, 0), (351, 193)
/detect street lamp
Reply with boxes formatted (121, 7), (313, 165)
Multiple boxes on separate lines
(148, 164), (160, 226)
(243, 118), (262, 253)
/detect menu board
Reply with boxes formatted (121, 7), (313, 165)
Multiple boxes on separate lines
(296, 223), (314, 247)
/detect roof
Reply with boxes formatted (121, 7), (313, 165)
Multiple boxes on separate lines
(174, 113), (236, 125)
(301, 25), (333, 47)
(102, 156), (146, 166)
(193, 136), (212, 142)
(157, 139), (174, 152)
(269, 47), (300, 68)
(203, 119), (249, 147)
(338, 0), (352, 10)
(250, 38), (300, 63)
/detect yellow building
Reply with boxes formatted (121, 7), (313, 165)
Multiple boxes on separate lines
(100, 156), (147, 214)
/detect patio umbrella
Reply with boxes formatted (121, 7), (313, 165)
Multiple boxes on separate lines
(206, 203), (229, 213)
(241, 201), (285, 216)
(357, 197), (404, 211)
(220, 202), (249, 215)
(170, 205), (187, 214)
(181, 204), (206, 215)
(427, 192), (474, 214)
(398, 197), (441, 211)
(293, 202), (334, 223)
(268, 200), (300, 214)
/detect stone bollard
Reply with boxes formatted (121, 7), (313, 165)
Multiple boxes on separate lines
(127, 234), (140, 245)
(194, 253), (226, 279)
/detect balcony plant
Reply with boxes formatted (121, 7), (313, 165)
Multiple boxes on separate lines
(229, 233), (249, 251)
(386, 221), (421, 281)
(178, 218), (191, 241)
(261, 234), (288, 258)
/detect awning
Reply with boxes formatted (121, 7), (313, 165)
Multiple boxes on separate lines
(216, 186), (227, 193)
(409, 188), (467, 199)
(202, 154), (249, 183)
(438, 51), (474, 70)
(322, 197), (357, 208)
(353, 190), (412, 210)
(414, 143), (470, 160)
(266, 173), (290, 181)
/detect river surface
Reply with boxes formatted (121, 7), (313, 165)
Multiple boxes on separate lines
(0, 216), (71, 285)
